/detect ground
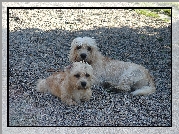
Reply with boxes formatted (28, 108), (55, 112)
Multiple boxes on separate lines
(8, 8), (171, 127)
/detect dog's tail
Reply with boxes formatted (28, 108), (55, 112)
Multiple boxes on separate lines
(36, 79), (49, 93)
(131, 76), (156, 96)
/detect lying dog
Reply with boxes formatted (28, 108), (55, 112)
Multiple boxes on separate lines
(36, 62), (94, 105)
(69, 37), (156, 95)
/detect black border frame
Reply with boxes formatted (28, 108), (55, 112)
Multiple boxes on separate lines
(7, 6), (172, 127)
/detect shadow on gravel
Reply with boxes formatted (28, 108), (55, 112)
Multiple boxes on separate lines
(8, 25), (171, 126)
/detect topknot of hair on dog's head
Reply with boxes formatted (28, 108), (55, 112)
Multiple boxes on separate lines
(71, 37), (97, 48)
(74, 37), (83, 44)
(83, 37), (97, 47)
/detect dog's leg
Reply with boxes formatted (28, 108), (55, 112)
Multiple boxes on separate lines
(101, 81), (113, 88)
(130, 86), (155, 96)
(114, 68), (145, 92)
(72, 91), (82, 104)
(101, 80), (131, 93)
(61, 95), (77, 105)
(117, 68), (156, 95)
(82, 89), (92, 101)
(60, 87), (77, 105)
(114, 82), (131, 92)
(130, 76), (156, 96)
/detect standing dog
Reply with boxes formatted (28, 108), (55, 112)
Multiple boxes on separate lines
(36, 62), (94, 105)
(69, 37), (156, 95)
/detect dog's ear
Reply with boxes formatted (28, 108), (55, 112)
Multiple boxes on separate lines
(91, 74), (96, 84)
(64, 63), (73, 72)
(69, 43), (76, 62)
(91, 38), (97, 45)
(68, 52), (73, 62)
(69, 49), (75, 62)
(90, 45), (100, 63)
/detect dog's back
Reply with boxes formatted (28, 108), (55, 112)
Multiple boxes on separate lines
(36, 72), (66, 98)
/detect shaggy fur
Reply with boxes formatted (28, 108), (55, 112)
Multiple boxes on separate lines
(36, 62), (94, 105)
(69, 37), (156, 95)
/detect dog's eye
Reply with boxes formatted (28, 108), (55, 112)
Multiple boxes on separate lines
(86, 73), (90, 77)
(76, 46), (81, 50)
(87, 46), (91, 51)
(74, 74), (80, 78)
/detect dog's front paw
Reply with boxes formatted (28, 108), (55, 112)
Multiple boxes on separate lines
(115, 84), (131, 92)
(62, 97), (77, 106)
(66, 100), (77, 106)
(102, 81), (113, 88)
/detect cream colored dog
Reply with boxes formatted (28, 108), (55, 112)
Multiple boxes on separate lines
(69, 37), (156, 95)
(36, 62), (94, 105)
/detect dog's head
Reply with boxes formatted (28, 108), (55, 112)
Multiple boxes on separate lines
(69, 37), (99, 65)
(65, 61), (94, 90)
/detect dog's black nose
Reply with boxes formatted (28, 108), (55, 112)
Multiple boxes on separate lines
(80, 53), (87, 59)
(81, 81), (87, 88)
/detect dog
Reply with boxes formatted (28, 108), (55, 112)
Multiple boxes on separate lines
(36, 61), (94, 105)
(69, 37), (156, 95)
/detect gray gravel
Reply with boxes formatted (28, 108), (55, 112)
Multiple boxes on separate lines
(9, 9), (171, 126)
